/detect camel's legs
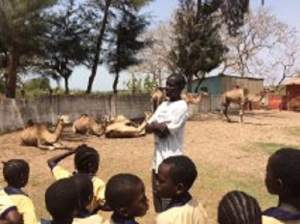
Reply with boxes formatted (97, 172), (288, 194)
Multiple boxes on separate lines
(239, 102), (246, 123)
(222, 102), (231, 122)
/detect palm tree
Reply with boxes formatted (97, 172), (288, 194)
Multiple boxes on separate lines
(0, 0), (56, 98)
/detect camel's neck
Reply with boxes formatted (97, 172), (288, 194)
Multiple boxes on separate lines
(53, 121), (64, 141)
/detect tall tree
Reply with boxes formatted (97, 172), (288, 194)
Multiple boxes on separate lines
(170, 0), (226, 92)
(85, 0), (152, 93)
(37, 0), (96, 94)
(106, 7), (149, 94)
(0, 0), (56, 98)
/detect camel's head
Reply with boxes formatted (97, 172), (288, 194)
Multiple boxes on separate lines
(58, 115), (71, 125)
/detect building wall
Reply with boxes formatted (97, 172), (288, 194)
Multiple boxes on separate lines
(220, 76), (263, 94)
(191, 77), (221, 94)
(286, 85), (300, 110)
(192, 76), (264, 95)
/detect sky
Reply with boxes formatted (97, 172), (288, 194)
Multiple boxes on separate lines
(55, 0), (300, 92)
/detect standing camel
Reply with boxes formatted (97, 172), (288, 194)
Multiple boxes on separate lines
(151, 87), (166, 112)
(20, 115), (71, 150)
(151, 87), (208, 112)
(221, 88), (249, 123)
(221, 88), (267, 123)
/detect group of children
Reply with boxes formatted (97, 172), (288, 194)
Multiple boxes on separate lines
(1, 144), (300, 224)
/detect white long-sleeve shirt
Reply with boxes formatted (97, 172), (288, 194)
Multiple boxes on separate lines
(148, 100), (188, 172)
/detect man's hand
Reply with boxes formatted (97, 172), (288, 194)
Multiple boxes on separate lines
(151, 122), (170, 138)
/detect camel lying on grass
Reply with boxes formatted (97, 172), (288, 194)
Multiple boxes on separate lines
(20, 115), (71, 150)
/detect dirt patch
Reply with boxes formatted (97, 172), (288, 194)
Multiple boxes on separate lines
(0, 110), (299, 223)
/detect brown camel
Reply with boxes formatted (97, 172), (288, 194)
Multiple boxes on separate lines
(72, 114), (106, 136)
(20, 115), (71, 150)
(105, 113), (152, 138)
(151, 87), (166, 112)
(221, 88), (267, 123)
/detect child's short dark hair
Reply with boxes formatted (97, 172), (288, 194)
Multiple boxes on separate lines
(218, 191), (262, 224)
(74, 144), (99, 173)
(45, 178), (78, 220)
(162, 155), (197, 190)
(105, 173), (143, 210)
(269, 148), (300, 197)
(71, 174), (93, 208)
(3, 159), (29, 187)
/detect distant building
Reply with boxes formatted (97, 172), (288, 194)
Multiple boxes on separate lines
(283, 77), (300, 111)
(191, 75), (264, 95)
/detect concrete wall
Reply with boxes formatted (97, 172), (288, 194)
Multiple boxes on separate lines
(0, 94), (232, 133)
(0, 94), (151, 133)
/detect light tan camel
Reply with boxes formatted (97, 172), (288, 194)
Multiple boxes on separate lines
(151, 87), (166, 112)
(20, 115), (71, 150)
(221, 88), (267, 123)
(105, 113), (152, 138)
(181, 91), (208, 104)
(221, 88), (249, 123)
(151, 87), (207, 111)
(72, 114), (106, 136)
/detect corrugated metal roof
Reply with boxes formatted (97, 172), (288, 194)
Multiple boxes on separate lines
(283, 77), (300, 85)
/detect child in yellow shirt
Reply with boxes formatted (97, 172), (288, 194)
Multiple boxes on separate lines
(104, 173), (149, 224)
(0, 189), (22, 224)
(2, 159), (38, 224)
(263, 148), (300, 224)
(47, 144), (105, 213)
(155, 156), (207, 224)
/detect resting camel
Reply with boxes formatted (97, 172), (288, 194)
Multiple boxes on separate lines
(221, 88), (267, 123)
(20, 115), (71, 150)
(105, 113), (152, 138)
(72, 114), (106, 136)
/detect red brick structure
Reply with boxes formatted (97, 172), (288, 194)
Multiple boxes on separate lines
(284, 78), (300, 111)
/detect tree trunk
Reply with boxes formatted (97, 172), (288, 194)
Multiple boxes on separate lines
(5, 51), (19, 98)
(86, 0), (112, 94)
(113, 72), (119, 95)
(64, 76), (70, 95)
(195, 72), (205, 93)
(187, 75), (193, 92)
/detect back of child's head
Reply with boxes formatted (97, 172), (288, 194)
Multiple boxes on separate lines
(218, 191), (262, 224)
(167, 74), (186, 90)
(71, 174), (93, 209)
(74, 144), (99, 174)
(3, 159), (29, 188)
(162, 155), (197, 190)
(268, 148), (300, 197)
(45, 178), (78, 220)
(105, 173), (147, 217)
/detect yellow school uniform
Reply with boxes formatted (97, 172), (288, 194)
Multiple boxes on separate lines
(2, 188), (38, 224)
(73, 214), (104, 224)
(156, 198), (208, 224)
(0, 190), (15, 217)
(52, 165), (106, 211)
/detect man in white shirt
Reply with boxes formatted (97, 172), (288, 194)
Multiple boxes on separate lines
(146, 74), (188, 212)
